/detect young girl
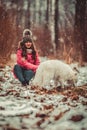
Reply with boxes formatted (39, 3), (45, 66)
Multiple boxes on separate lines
(13, 37), (40, 86)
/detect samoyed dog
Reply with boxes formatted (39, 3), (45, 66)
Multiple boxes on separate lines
(33, 60), (78, 89)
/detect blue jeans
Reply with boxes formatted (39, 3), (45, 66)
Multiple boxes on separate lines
(14, 64), (35, 85)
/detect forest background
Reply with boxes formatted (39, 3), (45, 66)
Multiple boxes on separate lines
(0, 0), (87, 66)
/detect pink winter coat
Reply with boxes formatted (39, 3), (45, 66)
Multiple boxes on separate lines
(16, 49), (40, 72)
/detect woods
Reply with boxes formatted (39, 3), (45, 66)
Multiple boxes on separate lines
(0, 0), (87, 64)
(0, 1), (87, 130)
(0, 4), (16, 63)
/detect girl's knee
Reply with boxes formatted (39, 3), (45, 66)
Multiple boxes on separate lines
(29, 70), (35, 75)
(14, 64), (20, 70)
(14, 64), (22, 73)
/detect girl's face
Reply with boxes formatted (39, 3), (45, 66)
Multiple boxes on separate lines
(25, 41), (32, 48)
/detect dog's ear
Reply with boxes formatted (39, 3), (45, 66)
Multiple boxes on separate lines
(70, 63), (79, 73)
(73, 67), (79, 73)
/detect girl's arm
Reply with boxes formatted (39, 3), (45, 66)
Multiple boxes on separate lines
(17, 49), (38, 71)
(35, 52), (40, 65)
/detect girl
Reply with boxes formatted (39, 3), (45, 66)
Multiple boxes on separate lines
(13, 37), (40, 86)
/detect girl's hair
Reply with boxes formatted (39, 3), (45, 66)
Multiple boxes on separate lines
(20, 37), (36, 63)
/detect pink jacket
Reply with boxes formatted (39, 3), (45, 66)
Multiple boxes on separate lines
(16, 49), (40, 72)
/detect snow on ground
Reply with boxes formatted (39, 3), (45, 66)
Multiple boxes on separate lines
(0, 62), (87, 130)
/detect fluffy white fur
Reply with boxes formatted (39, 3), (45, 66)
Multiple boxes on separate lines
(33, 60), (77, 89)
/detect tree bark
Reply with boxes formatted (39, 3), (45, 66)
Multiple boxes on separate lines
(46, 0), (50, 25)
(54, 0), (59, 50)
(74, 0), (87, 61)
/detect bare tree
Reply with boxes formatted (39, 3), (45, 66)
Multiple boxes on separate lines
(46, 0), (50, 25)
(25, 0), (31, 28)
(74, 0), (87, 61)
(0, 5), (16, 63)
(54, 0), (59, 50)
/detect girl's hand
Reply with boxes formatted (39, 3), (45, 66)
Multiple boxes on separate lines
(22, 57), (25, 61)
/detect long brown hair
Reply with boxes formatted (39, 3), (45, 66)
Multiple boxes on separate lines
(20, 37), (36, 63)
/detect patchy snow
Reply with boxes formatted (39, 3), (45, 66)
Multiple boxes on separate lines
(0, 62), (87, 130)
(76, 65), (87, 86)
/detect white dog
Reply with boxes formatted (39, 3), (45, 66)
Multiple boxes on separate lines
(32, 60), (78, 89)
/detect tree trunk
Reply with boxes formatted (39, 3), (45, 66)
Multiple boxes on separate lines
(54, 0), (59, 50)
(25, 0), (31, 28)
(46, 0), (50, 25)
(74, 0), (87, 61)
(83, 1), (87, 61)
